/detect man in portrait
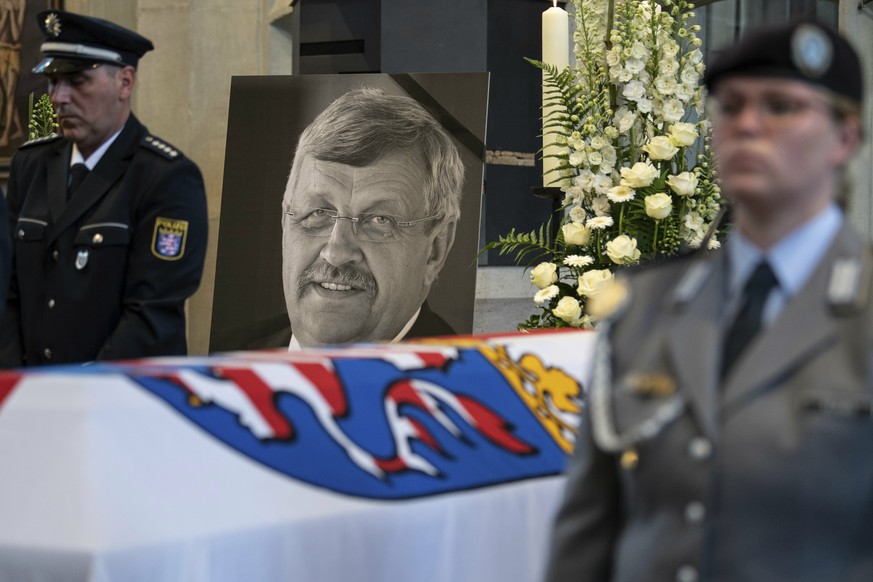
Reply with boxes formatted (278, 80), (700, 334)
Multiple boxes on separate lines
(280, 88), (464, 348)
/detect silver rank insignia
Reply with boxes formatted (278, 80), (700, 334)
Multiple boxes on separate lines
(791, 24), (832, 78)
(75, 249), (89, 270)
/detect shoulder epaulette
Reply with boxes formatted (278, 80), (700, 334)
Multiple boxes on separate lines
(19, 133), (62, 148)
(141, 135), (182, 160)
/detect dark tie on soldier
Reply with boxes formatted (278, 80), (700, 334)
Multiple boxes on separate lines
(721, 260), (778, 379)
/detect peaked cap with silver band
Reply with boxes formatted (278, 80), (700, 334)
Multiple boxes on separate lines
(33, 11), (153, 74)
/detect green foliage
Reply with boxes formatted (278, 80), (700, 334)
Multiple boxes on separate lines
(28, 93), (58, 141)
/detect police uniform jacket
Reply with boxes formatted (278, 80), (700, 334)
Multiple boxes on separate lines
(545, 223), (873, 582)
(0, 114), (207, 366)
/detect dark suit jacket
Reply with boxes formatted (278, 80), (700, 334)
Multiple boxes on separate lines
(406, 300), (456, 339)
(0, 114), (208, 367)
(261, 300), (457, 350)
(546, 224), (873, 582)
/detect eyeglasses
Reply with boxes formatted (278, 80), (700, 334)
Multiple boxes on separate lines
(283, 207), (438, 242)
(708, 93), (836, 131)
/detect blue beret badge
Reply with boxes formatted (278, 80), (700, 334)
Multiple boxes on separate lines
(151, 217), (189, 260)
(792, 24), (832, 78)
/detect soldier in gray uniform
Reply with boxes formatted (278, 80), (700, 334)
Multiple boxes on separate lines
(0, 11), (207, 366)
(545, 21), (872, 582)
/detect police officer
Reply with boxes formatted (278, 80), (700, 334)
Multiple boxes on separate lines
(0, 11), (207, 366)
(545, 21), (873, 582)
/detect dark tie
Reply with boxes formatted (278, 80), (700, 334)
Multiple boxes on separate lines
(67, 163), (90, 200)
(721, 261), (778, 379)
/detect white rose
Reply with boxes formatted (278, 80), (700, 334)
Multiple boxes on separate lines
(606, 235), (642, 265)
(577, 269), (614, 297)
(642, 136), (679, 161)
(530, 262), (558, 289)
(562, 222), (591, 246)
(552, 296), (583, 326)
(534, 285), (560, 305)
(645, 193), (673, 220)
(668, 122), (698, 147)
(666, 171), (698, 196)
(620, 162), (659, 188)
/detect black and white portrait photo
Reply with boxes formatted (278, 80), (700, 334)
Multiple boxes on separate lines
(210, 73), (489, 351)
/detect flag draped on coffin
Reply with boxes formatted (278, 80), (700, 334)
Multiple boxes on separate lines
(0, 330), (597, 582)
(0, 330), (595, 499)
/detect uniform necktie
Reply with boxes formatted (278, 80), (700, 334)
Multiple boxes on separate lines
(68, 163), (90, 201)
(721, 261), (778, 379)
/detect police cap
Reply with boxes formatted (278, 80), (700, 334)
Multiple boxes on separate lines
(704, 21), (863, 106)
(32, 11), (154, 74)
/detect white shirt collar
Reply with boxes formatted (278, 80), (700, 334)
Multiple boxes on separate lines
(288, 307), (422, 351)
(70, 128), (124, 170)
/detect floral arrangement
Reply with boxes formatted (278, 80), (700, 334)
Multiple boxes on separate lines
(28, 93), (58, 140)
(484, 0), (722, 329)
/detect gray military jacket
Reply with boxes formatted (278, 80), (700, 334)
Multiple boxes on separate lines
(545, 224), (873, 582)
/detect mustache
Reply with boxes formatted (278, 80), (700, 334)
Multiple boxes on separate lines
(297, 263), (378, 303)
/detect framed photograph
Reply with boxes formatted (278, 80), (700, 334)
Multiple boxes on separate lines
(0, 0), (61, 177)
(210, 72), (489, 352)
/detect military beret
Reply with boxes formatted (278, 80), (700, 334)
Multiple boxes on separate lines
(704, 21), (864, 106)
(32, 10), (154, 74)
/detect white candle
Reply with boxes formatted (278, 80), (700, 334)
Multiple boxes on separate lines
(542, 1), (569, 186)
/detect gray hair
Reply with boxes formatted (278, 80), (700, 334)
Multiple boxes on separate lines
(289, 88), (463, 224)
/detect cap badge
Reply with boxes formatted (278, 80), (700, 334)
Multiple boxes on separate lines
(792, 24), (833, 78)
(44, 13), (61, 37)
